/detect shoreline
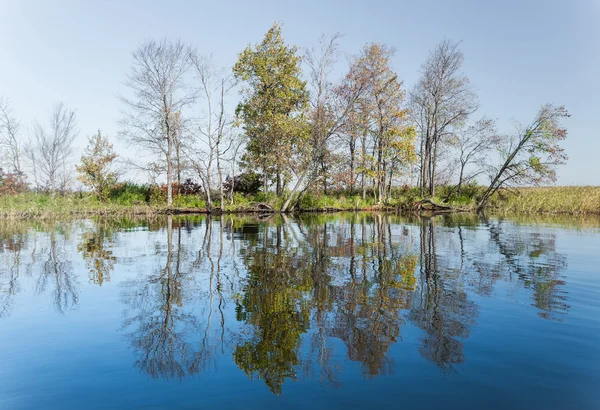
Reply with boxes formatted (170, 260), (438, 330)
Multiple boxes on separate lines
(1, 186), (598, 220)
(2, 205), (600, 220)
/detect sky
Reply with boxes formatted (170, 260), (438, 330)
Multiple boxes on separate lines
(0, 0), (598, 185)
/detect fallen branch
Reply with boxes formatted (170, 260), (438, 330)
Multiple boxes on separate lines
(252, 202), (275, 213)
(412, 199), (470, 213)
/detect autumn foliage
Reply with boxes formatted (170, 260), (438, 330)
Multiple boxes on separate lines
(76, 131), (118, 202)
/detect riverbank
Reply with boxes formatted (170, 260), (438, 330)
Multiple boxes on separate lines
(0, 194), (394, 219)
(0, 186), (598, 219)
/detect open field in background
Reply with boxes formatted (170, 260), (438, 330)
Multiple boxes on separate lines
(0, 185), (598, 219)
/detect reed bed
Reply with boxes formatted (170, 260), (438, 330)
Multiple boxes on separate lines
(488, 186), (600, 214)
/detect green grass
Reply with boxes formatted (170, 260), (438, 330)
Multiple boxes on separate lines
(0, 192), (158, 219)
(0, 185), (598, 219)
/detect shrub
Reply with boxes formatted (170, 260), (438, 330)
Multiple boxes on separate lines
(109, 183), (150, 205)
(148, 184), (164, 205)
(224, 171), (262, 195)
(0, 169), (28, 195)
(180, 178), (203, 195)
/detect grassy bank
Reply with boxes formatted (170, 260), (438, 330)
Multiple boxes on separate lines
(0, 185), (598, 219)
(0, 193), (159, 219)
(0, 191), (386, 219)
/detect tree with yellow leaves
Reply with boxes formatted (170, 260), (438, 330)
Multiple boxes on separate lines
(343, 43), (416, 203)
(76, 131), (118, 202)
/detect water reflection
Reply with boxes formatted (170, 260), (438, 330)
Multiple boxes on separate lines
(121, 216), (204, 379)
(78, 219), (117, 286)
(407, 217), (475, 372)
(0, 221), (79, 315)
(483, 217), (569, 320)
(0, 213), (579, 394)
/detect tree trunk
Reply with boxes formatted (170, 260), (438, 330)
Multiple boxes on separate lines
(457, 163), (465, 197)
(276, 169), (282, 197)
(349, 141), (355, 195)
(429, 138), (438, 197)
(322, 161), (328, 195)
(361, 127), (367, 201)
(281, 168), (309, 213)
(263, 168), (268, 193)
(166, 136), (173, 207)
(216, 144), (224, 213)
(203, 179), (212, 213)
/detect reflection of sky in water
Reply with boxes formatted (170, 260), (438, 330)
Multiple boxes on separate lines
(0, 214), (599, 409)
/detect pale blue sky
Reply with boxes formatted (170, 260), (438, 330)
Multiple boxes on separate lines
(1, 0), (598, 184)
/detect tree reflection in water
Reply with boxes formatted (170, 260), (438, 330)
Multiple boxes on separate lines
(78, 219), (117, 286)
(482, 217), (569, 320)
(38, 230), (79, 314)
(122, 216), (199, 379)
(409, 216), (477, 372)
(120, 215), (232, 379)
(0, 213), (574, 394)
(0, 221), (83, 316)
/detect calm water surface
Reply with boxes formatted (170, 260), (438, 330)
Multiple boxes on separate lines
(0, 213), (599, 409)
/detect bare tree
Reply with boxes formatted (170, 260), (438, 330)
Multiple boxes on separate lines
(0, 96), (23, 179)
(477, 105), (569, 211)
(119, 39), (195, 207)
(449, 118), (498, 196)
(26, 103), (78, 193)
(188, 53), (233, 213)
(410, 39), (478, 197)
(281, 33), (367, 212)
(225, 133), (246, 204)
(305, 33), (342, 194)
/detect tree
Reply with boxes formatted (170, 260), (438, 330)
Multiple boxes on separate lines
(26, 102), (78, 193)
(76, 131), (118, 201)
(281, 33), (364, 212)
(304, 33), (342, 195)
(233, 22), (309, 197)
(0, 96), (23, 181)
(120, 39), (195, 207)
(448, 118), (497, 197)
(410, 39), (478, 197)
(225, 134), (247, 204)
(189, 53), (233, 213)
(477, 105), (569, 211)
(335, 61), (370, 197)
(358, 43), (415, 203)
(336, 43), (415, 203)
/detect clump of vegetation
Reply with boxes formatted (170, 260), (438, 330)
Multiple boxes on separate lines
(224, 172), (262, 195)
(109, 183), (150, 205)
(179, 179), (204, 196)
